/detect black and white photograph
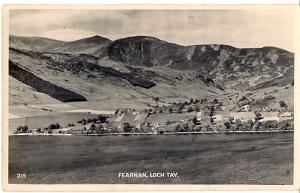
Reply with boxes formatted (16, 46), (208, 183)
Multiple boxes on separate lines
(2, 4), (299, 190)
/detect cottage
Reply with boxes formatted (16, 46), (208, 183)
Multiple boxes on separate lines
(196, 112), (202, 121)
(279, 112), (293, 121)
(212, 115), (222, 122)
(260, 112), (279, 122)
(154, 121), (167, 128)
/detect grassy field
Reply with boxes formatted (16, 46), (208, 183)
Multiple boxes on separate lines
(9, 133), (293, 184)
(9, 112), (99, 134)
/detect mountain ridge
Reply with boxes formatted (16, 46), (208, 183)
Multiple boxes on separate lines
(9, 34), (294, 107)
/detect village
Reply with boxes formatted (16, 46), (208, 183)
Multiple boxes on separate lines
(14, 91), (294, 135)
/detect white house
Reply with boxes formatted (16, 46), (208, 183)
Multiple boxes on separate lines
(196, 112), (202, 121)
(260, 112), (279, 122)
(212, 115), (223, 122)
(279, 112), (293, 121)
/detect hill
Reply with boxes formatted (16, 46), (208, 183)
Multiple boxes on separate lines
(9, 35), (64, 51)
(8, 35), (294, 109)
(44, 35), (112, 54)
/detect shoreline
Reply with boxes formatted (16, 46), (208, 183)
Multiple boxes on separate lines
(10, 130), (294, 136)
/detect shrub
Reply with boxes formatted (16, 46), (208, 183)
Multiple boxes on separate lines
(36, 128), (42, 133)
(189, 98), (194, 104)
(123, 122), (133, 133)
(255, 112), (263, 122)
(89, 123), (96, 131)
(15, 125), (30, 134)
(187, 107), (193, 112)
(68, 123), (75, 127)
(192, 116), (198, 124)
(279, 101), (286, 108)
(48, 123), (60, 130)
(176, 106), (183, 113)
(97, 115), (107, 123)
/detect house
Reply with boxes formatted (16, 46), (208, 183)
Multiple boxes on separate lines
(260, 112), (279, 122)
(212, 115), (222, 122)
(196, 112), (202, 121)
(154, 121), (167, 128)
(279, 112), (293, 121)
(153, 121), (167, 134)
(223, 116), (230, 122)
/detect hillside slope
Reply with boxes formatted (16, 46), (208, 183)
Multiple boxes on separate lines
(9, 60), (87, 102)
(105, 36), (294, 90)
(9, 35), (294, 109)
(9, 46), (222, 108)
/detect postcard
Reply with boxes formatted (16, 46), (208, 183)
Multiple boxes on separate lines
(2, 4), (300, 191)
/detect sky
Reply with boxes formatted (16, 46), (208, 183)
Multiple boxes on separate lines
(9, 8), (296, 51)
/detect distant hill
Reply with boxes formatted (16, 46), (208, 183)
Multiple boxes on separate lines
(44, 35), (112, 54)
(9, 35), (64, 51)
(9, 35), (112, 55)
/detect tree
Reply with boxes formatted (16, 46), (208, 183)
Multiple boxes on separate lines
(177, 103), (185, 113)
(229, 116), (234, 124)
(245, 120), (254, 131)
(168, 107), (172, 113)
(36, 128), (42, 133)
(210, 117), (214, 124)
(195, 106), (200, 112)
(192, 116), (198, 124)
(279, 101), (286, 108)
(213, 98), (219, 104)
(89, 123), (96, 131)
(253, 121), (261, 131)
(123, 122), (132, 133)
(224, 121), (231, 130)
(15, 126), (29, 134)
(48, 123), (60, 130)
(97, 115), (107, 123)
(255, 112), (263, 122)
(189, 98), (194, 104)
(154, 97), (159, 106)
(234, 119), (242, 131)
(241, 96), (247, 100)
(187, 107), (193, 112)
(95, 125), (104, 134)
(55, 123), (61, 129)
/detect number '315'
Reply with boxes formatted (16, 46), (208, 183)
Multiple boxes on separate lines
(17, 173), (26, 179)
